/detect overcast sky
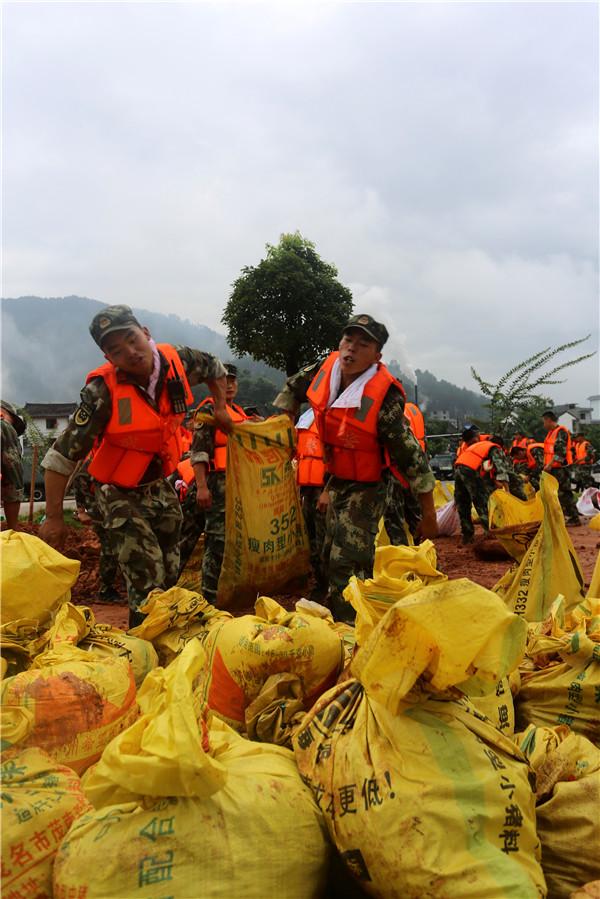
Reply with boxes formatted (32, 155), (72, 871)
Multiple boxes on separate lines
(2, 1), (598, 403)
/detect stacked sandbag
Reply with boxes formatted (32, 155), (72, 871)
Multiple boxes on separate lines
(515, 597), (600, 747)
(294, 578), (547, 898)
(53, 641), (330, 898)
(493, 474), (586, 620)
(516, 724), (600, 898)
(0, 645), (138, 773)
(1, 745), (91, 899)
(129, 585), (233, 667)
(488, 488), (543, 562)
(0, 530), (80, 627)
(195, 596), (345, 741)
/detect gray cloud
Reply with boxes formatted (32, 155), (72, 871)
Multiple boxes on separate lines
(2, 2), (598, 404)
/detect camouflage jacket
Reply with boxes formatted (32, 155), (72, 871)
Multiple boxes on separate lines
(1, 420), (24, 503)
(42, 346), (226, 477)
(273, 359), (435, 495)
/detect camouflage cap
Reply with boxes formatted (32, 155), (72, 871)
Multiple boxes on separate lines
(225, 363), (238, 377)
(343, 313), (389, 348)
(0, 400), (26, 436)
(89, 305), (142, 348)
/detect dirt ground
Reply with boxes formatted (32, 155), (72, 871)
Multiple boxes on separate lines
(17, 520), (600, 632)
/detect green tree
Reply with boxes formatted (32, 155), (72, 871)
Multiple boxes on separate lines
(222, 232), (353, 376)
(471, 336), (595, 438)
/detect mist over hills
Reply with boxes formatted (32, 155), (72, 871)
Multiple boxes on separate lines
(1, 296), (487, 419)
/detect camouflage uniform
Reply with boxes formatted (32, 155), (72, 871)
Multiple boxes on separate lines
(189, 398), (226, 605)
(546, 428), (580, 524)
(527, 445), (545, 491)
(573, 440), (597, 491)
(1, 419), (24, 507)
(177, 479), (205, 574)
(455, 445), (510, 541)
(383, 473), (421, 546)
(300, 485), (328, 596)
(42, 345), (226, 626)
(72, 460), (119, 599)
(274, 360), (435, 622)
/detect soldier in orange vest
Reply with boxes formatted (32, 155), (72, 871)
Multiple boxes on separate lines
(572, 432), (597, 491)
(295, 410), (328, 598)
(274, 314), (436, 622)
(542, 410), (579, 525)
(454, 425), (510, 544)
(40, 305), (231, 627)
(190, 363), (252, 604)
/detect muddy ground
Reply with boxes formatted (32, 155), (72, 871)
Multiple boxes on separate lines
(17, 520), (600, 632)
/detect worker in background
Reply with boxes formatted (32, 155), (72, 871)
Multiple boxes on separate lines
(72, 457), (121, 602)
(454, 426), (510, 544)
(39, 304), (231, 628)
(524, 441), (545, 491)
(0, 400), (25, 531)
(572, 432), (597, 492)
(191, 363), (251, 605)
(274, 313), (437, 622)
(541, 410), (579, 526)
(511, 431), (532, 451)
(489, 435), (527, 500)
(295, 408), (328, 599)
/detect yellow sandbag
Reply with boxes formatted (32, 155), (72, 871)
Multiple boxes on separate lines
(293, 593), (545, 898)
(295, 597), (357, 666)
(344, 540), (447, 646)
(175, 531), (205, 592)
(0, 618), (48, 677)
(517, 724), (600, 898)
(433, 479), (455, 508)
(488, 489), (543, 561)
(212, 414), (310, 607)
(0, 531), (80, 626)
(196, 597), (345, 733)
(587, 550), (600, 599)
(0, 707), (34, 750)
(53, 642), (330, 899)
(516, 597), (600, 746)
(1, 645), (138, 773)
(589, 512), (600, 531)
(492, 473), (586, 621)
(1, 747), (91, 899)
(80, 622), (159, 690)
(129, 585), (233, 667)
(470, 675), (516, 736)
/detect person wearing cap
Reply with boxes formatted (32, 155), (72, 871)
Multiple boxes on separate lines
(454, 426), (510, 544)
(187, 362), (252, 604)
(541, 409), (579, 525)
(0, 400), (26, 530)
(273, 313), (437, 622)
(40, 304), (232, 627)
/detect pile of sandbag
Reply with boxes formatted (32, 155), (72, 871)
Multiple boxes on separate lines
(53, 640), (330, 898)
(294, 577), (546, 897)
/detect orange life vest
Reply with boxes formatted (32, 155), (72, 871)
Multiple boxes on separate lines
(196, 398), (248, 471)
(574, 440), (593, 464)
(543, 426), (573, 468)
(180, 427), (192, 454)
(296, 420), (326, 487)
(308, 352), (405, 482)
(177, 457), (195, 485)
(404, 402), (426, 450)
(456, 440), (499, 472)
(511, 437), (531, 450)
(86, 344), (193, 488)
(525, 442), (544, 470)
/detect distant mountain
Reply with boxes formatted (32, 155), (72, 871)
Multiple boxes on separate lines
(1, 296), (283, 404)
(1, 296), (487, 421)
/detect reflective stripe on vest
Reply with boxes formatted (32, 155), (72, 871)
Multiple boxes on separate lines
(308, 352), (406, 482)
(456, 440), (499, 471)
(86, 344), (193, 488)
(543, 426), (573, 468)
(404, 402), (426, 450)
(296, 421), (326, 487)
(196, 398), (248, 471)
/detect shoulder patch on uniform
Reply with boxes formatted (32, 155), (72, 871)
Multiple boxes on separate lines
(74, 403), (92, 426)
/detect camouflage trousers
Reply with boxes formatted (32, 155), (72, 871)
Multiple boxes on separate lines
(178, 481), (206, 575)
(507, 471), (528, 501)
(94, 479), (182, 626)
(454, 465), (494, 540)
(300, 485), (328, 595)
(573, 464), (595, 492)
(383, 474), (421, 546)
(551, 467), (580, 524)
(91, 522), (119, 596)
(201, 471), (227, 605)
(323, 478), (387, 624)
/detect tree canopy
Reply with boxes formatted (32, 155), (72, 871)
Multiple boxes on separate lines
(222, 232), (354, 375)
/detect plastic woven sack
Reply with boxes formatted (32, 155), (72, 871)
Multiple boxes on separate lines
(517, 724), (600, 899)
(488, 489), (543, 561)
(53, 641), (330, 899)
(0, 531), (80, 626)
(1, 747), (91, 899)
(293, 585), (544, 898)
